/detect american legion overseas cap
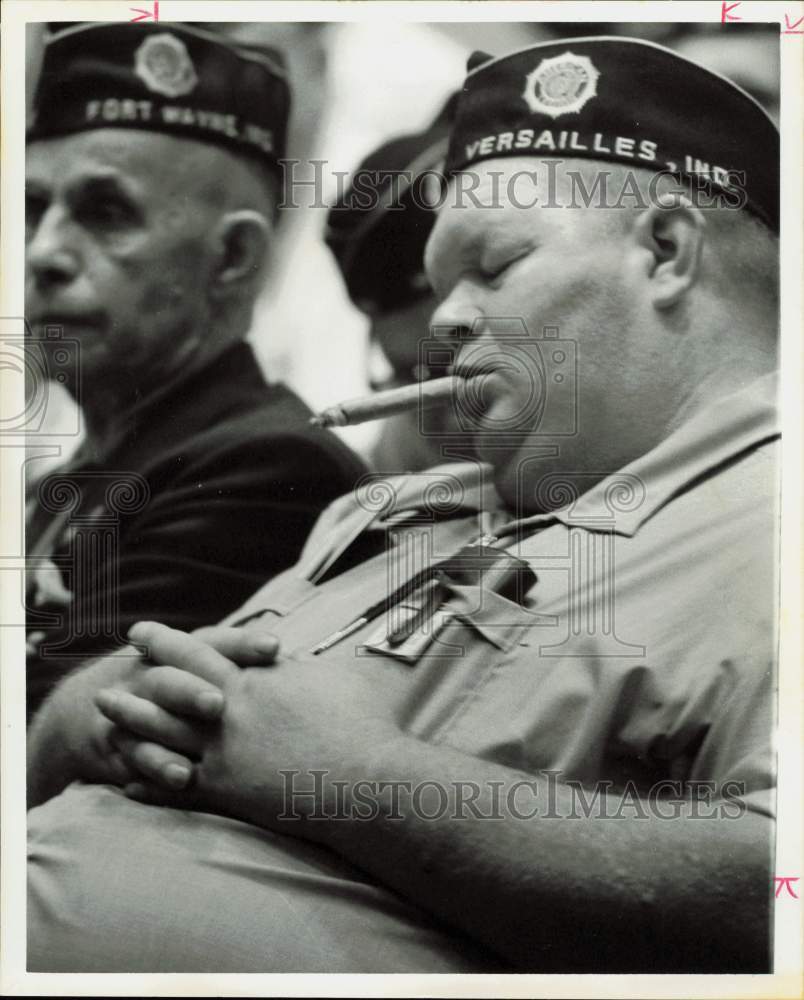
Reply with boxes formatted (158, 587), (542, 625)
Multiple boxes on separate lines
(28, 22), (290, 177)
(444, 37), (779, 232)
(326, 93), (457, 315)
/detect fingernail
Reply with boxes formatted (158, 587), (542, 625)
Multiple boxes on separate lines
(195, 690), (224, 718)
(164, 763), (191, 789)
(127, 621), (152, 639)
(252, 635), (278, 656)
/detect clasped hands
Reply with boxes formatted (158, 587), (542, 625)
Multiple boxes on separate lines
(93, 620), (400, 833)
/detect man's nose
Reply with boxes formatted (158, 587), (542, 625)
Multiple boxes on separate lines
(26, 208), (80, 290)
(429, 297), (482, 344)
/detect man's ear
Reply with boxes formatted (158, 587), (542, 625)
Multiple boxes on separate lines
(209, 210), (272, 300)
(632, 196), (705, 309)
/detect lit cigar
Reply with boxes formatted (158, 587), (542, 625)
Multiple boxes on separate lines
(310, 375), (470, 428)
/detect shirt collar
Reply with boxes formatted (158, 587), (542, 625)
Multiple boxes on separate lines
(71, 341), (263, 470)
(498, 371), (780, 539)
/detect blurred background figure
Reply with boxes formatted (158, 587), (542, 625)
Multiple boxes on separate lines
(324, 94), (463, 472)
(26, 19), (780, 467)
(218, 20), (468, 458)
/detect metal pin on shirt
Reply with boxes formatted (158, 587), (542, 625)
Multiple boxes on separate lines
(310, 616), (370, 655)
(309, 564), (441, 655)
(310, 544), (537, 656)
(386, 576), (448, 647)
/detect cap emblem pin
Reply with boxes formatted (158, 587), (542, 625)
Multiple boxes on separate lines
(523, 52), (600, 118)
(134, 33), (199, 98)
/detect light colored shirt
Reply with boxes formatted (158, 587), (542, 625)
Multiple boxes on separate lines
(28, 373), (779, 972)
(234, 371), (779, 816)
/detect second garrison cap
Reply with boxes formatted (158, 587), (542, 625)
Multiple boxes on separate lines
(28, 22), (290, 177)
(445, 36), (779, 232)
(326, 94), (457, 314)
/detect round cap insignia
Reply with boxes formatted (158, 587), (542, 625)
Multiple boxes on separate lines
(523, 52), (600, 118)
(134, 33), (199, 98)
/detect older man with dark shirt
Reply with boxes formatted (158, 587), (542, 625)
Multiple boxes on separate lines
(24, 23), (365, 714)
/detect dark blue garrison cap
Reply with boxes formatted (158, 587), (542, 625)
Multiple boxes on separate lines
(326, 93), (457, 314)
(445, 37), (779, 232)
(28, 22), (290, 177)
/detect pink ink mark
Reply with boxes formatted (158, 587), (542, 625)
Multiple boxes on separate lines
(782, 12), (804, 33)
(774, 876), (800, 899)
(130, 0), (159, 22)
(721, 1), (742, 22)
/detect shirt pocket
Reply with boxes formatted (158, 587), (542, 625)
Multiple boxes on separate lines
(398, 598), (551, 745)
(223, 573), (319, 628)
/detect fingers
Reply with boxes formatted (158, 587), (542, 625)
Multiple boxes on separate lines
(106, 750), (138, 787)
(135, 665), (225, 721)
(127, 621), (238, 686)
(191, 625), (279, 666)
(109, 730), (194, 791)
(95, 688), (206, 756)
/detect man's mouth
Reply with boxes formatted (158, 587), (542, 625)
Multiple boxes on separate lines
(443, 362), (511, 428)
(451, 361), (505, 380)
(451, 358), (524, 402)
(449, 349), (547, 439)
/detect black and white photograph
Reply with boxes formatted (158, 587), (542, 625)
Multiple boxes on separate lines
(1, 1), (802, 995)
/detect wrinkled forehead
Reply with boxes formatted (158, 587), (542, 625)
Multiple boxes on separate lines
(26, 128), (211, 197)
(29, 129), (151, 175)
